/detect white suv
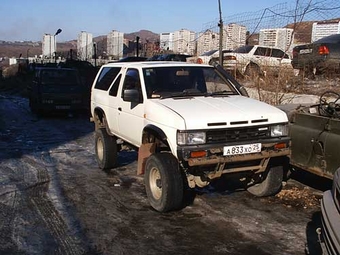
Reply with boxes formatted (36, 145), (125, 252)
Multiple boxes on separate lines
(90, 61), (290, 212)
(221, 45), (293, 76)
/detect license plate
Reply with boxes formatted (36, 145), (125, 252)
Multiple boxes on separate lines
(300, 49), (312, 54)
(56, 105), (71, 109)
(223, 143), (261, 156)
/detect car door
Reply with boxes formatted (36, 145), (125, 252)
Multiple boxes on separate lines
(289, 112), (338, 178)
(92, 66), (121, 135)
(116, 68), (145, 147)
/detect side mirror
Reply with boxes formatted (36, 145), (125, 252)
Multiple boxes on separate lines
(122, 89), (142, 103)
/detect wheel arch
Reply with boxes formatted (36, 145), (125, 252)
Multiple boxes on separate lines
(137, 124), (174, 176)
(93, 107), (109, 131)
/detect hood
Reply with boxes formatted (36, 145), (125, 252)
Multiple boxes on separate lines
(156, 95), (287, 129)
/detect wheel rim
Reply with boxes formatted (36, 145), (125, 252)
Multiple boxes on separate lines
(96, 137), (104, 161)
(149, 166), (162, 200)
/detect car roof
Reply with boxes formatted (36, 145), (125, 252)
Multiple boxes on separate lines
(100, 61), (212, 68)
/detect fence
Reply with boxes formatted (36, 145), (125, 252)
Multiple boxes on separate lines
(200, 0), (340, 45)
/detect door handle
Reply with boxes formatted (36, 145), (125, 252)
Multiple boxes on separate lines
(118, 107), (122, 111)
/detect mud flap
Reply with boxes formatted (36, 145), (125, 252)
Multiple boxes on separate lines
(137, 143), (156, 175)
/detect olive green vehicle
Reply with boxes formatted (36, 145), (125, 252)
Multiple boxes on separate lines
(278, 91), (340, 179)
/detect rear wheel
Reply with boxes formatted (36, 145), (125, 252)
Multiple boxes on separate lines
(245, 63), (261, 77)
(247, 165), (283, 197)
(145, 153), (183, 212)
(95, 128), (117, 170)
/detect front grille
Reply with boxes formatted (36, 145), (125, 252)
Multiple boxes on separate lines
(206, 126), (270, 143)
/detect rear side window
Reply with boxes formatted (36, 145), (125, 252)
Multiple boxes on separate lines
(94, 67), (121, 91)
(254, 47), (271, 57)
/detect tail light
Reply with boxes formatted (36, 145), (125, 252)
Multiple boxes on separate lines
(318, 45), (329, 55)
(196, 58), (203, 64)
(223, 56), (236, 61)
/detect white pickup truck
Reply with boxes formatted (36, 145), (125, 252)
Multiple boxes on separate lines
(90, 61), (290, 212)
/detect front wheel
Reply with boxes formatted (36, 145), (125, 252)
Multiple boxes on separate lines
(144, 153), (184, 212)
(247, 165), (283, 197)
(95, 128), (117, 170)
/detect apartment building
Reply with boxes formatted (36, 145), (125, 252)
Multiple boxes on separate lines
(42, 34), (55, 59)
(160, 32), (174, 51)
(259, 28), (294, 52)
(77, 31), (93, 61)
(224, 23), (247, 50)
(311, 21), (340, 42)
(173, 29), (195, 55)
(107, 30), (124, 60)
(196, 30), (219, 55)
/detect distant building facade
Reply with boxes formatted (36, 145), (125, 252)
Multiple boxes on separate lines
(42, 34), (55, 59)
(224, 23), (247, 50)
(77, 31), (93, 61)
(196, 30), (219, 55)
(160, 32), (174, 51)
(259, 28), (294, 52)
(107, 30), (124, 59)
(312, 21), (340, 42)
(173, 29), (195, 55)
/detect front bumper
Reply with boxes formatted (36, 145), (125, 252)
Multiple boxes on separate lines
(320, 190), (340, 255)
(177, 138), (290, 168)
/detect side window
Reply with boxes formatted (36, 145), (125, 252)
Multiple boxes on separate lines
(94, 67), (121, 91)
(109, 74), (121, 97)
(122, 69), (141, 90)
(272, 49), (285, 58)
(254, 47), (267, 56)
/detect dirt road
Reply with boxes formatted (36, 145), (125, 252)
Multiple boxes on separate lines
(0, 94), (329, 255)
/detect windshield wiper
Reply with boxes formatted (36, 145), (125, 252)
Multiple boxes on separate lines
(160, 89), (205, 99)
(208, 91), (236, 97)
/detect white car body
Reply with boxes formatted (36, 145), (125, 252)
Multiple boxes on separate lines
(91, 62), (288, 155)
(186, 49), (219, 64)
(222, 45), (293, 75)
(90, 61), (290, 212)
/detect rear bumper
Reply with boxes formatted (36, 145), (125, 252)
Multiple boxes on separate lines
(320, 190), (340, 255)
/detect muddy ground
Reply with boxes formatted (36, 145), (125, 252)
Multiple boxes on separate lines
(0, 92), (332, 255)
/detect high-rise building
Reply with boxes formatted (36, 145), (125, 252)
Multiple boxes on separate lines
(160, 32), (174, 51)
(107, 30), (124, 60)
(259, 28), (294, 52)
(42, 34), (55, 59)
(77, 31), (93, 61)
(312, 21), (340, 42)
(224, 23), (247, 50)
(196, 30), (219, 55)
(173, 29), (195, 55)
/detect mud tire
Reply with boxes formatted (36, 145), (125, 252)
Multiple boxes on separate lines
(145, 153), (183, 212)
(247, 165), (283, 197)
(95, 128), (117, 170)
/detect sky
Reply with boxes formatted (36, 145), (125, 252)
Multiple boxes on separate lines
(0, 0), (289, 42)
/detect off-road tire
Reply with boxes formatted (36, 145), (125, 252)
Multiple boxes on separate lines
(145, 153), (183, 212)
(247, 165), (283, 197)
(95, 128), (117, 170)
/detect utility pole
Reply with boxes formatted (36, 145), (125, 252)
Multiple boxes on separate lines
(136, 36), (140, 57)
(218, 0), (223, 65)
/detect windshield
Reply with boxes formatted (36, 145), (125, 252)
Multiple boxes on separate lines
(233, 45), (253, 53)
(40, 69), (81, 85)
(142, 66), (239, 99)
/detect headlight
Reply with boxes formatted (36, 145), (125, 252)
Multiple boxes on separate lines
(270, 124), (288, 137)
(177, 131), (206, 145)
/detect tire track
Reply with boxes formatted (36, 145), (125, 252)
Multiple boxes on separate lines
(0, 154), (86, 255)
